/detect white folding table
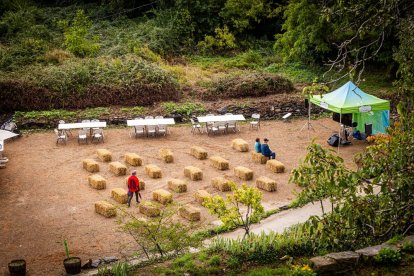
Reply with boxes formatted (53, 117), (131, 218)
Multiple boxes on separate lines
(197, 114), (245, 123)
(58, 122), (107, 130)
(127, 118), (175, 126)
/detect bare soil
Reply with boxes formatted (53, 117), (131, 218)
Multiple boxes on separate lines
(0, 118), (366, 275)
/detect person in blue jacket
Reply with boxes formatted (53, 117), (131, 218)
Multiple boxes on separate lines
(261, 138), (276, 159)
(254, 138), (261, 153)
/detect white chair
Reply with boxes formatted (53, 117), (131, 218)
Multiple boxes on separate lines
(54, 129), (67, 145)
(131, 126), (145, 138)
(250, 114), (261, 130)
(227, 121), (238, 132)
(155, 116), (164, 119)
(81, 119), (91, 135)
(157, 125), (168, 136)
(217, 121), (228, 134)
(91, 119), (100, 130)
(78, 129), (88, 144)
(59, 120), (72, 136)
(146, 125), (157, 137)
(207, 123), (219, 136)
(190, 118), (202, 134)
(91, 128), (104, 143)
(145, 116), (154, 119)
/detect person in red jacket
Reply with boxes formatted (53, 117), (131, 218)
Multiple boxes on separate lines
(127, 170), (140, 207)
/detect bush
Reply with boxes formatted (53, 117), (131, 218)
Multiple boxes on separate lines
(201, 72), (294, 100)
(198, 25), (237, 53)
(224, 50), (265, 69)
(44, 49), (73, 64)
(402, 241), (414, 253)
(374, 247), (402, 265)
(208, 255), (221, 267)
(161, 101), (206, 115)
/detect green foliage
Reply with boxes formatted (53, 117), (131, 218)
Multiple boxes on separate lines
(14, 109), (77, 120)
(386, 235), (404, 245)
(227, 256), (240, 269)
(59, 9), (100, 57)
(203, 182), (265, 238)
(81, 107), (110, 118)
(208, 255), (221, 267)
(402, 241), (414, 253)
(374, 247), (402, 266)
(198, 25), (237, 53)
(265, 62), (323, 83)
(160, 101), (206, 116)
(122, 206), (202, 259)
(63, 240), (69, 258)
(224, 50), (265, 69)
(132, 46), (161, 63)
(97, 266), (111, 276)
(120, 106), (146, 117)
(291, 264), (316, 276)
(111, 261), (130, 276)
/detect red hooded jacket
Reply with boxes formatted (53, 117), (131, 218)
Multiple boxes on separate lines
(127, 175), (139, 192)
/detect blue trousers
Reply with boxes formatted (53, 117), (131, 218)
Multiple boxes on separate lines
(265, 152), (276, 159)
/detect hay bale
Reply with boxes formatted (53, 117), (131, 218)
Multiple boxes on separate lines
(232, 138), (249, 152)
(124, 153), (142, 166)
(190, 146), (208, 160)
(195, 190), (211, 205)
(153, 189), (173, 205)
(179, 205), (201, 222)
(96, 149), (112, 162)
(184, 166), (203, 181)
(234, 166), (254, 181)
(124, 177), (145, 190)
(82, 159), (99, 173)
(95, 201), (116, 218)
(251, 152), (268, 164)
(159, 148), (174, 163)
(139, 201), (161, 217)
(266, 160), (285, 173)
(211, 177), (232, 192)
(256, 176), (277, 192)
(145, 164), (162, 179)
(109, 161), (127, 176)
(111, 188), (128, 204)
(88, 174), (106, 190)
(209, 155), (229, 170)
(168, 179), (187, 193)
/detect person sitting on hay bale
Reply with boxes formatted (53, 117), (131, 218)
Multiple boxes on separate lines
(261, 138), (276, 160)
(127, 170), (141, 207)
(254, 138), (262, 153)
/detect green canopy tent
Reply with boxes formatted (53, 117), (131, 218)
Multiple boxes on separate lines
(309, 81), (390, 141)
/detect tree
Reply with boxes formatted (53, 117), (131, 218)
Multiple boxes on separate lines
(122, 205), (201, 258)
(203, 182), (265, 238)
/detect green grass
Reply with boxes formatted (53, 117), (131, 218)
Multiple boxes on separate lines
(265, 62), (323, 83)
(120, 106), (146, 117)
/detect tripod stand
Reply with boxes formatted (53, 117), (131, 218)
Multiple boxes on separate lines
(299, 99), (315, 138)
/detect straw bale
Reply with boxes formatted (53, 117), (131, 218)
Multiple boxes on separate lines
(168, 179), (187, 193)
(195, 190), (211, 205)
(96, 149), (112, 162)
(139, 201), (161, 217)
(234, 166), (254, 181)
(179, 205), (201, 222)
(124, 177), (145, 190)
(190, 146), (208, 160)
(211, 177), (232, 192)
(88, 174), (106, 190)
(109, 161), (127, 176)
(232, 138), (249, 152)
(266, 160), (285, 173)
(251, 152), (268, 164)
(209, 155), (229, 170)
(159, 148), (174, 163)
(124, 153), (142, 166)
(82, 159), (99, 173)
(95, 201), (116, 218)
(111, 188), (128, 204)
(184, 166), (203, 181)
(153, 189), (173, 205)
(256, 176), (277, 192)
(145, 164), (162, 178)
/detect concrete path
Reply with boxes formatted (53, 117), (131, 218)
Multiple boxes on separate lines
(217, 200), (331, 240)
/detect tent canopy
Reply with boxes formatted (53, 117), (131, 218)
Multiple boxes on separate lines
(309, 81), (390, 114)
(0, 129), (19, 142)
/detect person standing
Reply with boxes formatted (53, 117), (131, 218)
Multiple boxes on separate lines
(261, 138), (276, 159)
(127, 170), (140, 207)
(254, 138), (262, 153)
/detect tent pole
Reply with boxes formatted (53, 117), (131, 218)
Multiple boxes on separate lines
(307, 99), (311, 139)
(338, 112), (342, 153)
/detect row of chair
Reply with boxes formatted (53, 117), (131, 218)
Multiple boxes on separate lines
(130, 117), (168, 138)
(190, 113), (261, 135)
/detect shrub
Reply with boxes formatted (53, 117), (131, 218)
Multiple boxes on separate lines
(374, 247), (402, 265)
(402, 241), (414, 253)
(201, 72), (294, 100)
(132, 46), (161, 63)
(161, 101), (205, 115)
(227, 256), (240, 269)
(291, 264), (316, 276)
(208, 255), (221, 267)
(224, 50), (265, 69)
(198, 25), (237, 53)
(44, 49), (72, 64)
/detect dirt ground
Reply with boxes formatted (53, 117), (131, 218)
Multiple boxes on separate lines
(0, 118), (366, 275)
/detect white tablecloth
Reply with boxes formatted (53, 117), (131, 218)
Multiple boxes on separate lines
(197, 115), (245, 123)
(127, 118), (175, 126)
(58, 122), (107, 130)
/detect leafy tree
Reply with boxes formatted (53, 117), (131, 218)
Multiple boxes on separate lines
(198, 25), (237, 53)
(122, 205), (201, 258)
(203, 182), (265, 238)
(59, 9), (100, 57)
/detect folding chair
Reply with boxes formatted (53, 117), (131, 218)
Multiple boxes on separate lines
(146, 125), (157, 137)
(157, 125), (168, 136)
(54, 129), (67, 145)
(190, 118), (202, 134)
(59, 120), (72, 136)
(91, 128), (104, 143)
(78, 129), (88, 144)
(250, 114), (261, 130)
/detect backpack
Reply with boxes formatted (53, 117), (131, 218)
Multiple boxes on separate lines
(327, 134), (340, 147)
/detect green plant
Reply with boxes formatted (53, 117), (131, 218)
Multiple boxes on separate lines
(386, 235), (404, 245)
(161, 101), (206, 116)
(198, 25), (237, 53)
(203, 182), (265, 238)
(227, 256), (240, 269)
(97, 266), (111, 276)
(402, 241), (414, 253)
(64, 240), (69, 259)
(81, 107), (110, 118)
(374, 247), (402, 265)
(208, 255), (221, 267)
(197, 252), (208, 261)
(120, 106), (146, 117)
(291, 264), (316, 276)
(111, 261), (129, 276)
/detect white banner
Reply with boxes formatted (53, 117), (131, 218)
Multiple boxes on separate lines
(0, 140), (3, 152)
(359, 105), (372, 112)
